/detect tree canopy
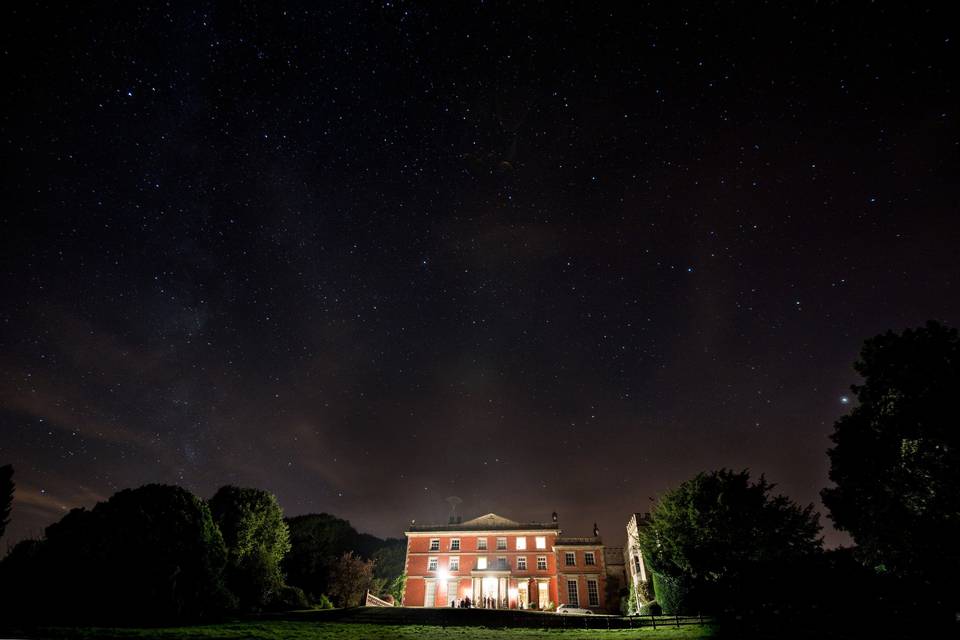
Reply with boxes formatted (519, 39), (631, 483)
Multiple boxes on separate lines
(209, 485), (292, 610)
(283, 512), (400, 601)
(640, 468), (822, 613)
(822, 321), (960, 587)
(1, 484), (230, 624)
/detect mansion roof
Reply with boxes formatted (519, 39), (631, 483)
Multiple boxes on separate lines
(406, 512), (560, 533)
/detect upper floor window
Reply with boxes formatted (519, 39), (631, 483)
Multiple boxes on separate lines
(496, 537), (507, 550)
(517, 556), (527, 570)
(516, 536), (527, 550)
(536, 555), (547, 570)
(428, 557), (438, 571)
(535, 536), (546, 549)
(497, 556), (508, 570)
(477, 537), (488, 550)
(584, 552), (596, 566)
(429, 539), (440, 551)
(565, 552), (576, 566)
(450, 538), (460, 551)
(633, 555), (641, 572)
(449, 556), (460, 571)
(477, 556), (487, 570)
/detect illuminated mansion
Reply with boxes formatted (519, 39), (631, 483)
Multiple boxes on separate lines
(403, 512), (608, 611)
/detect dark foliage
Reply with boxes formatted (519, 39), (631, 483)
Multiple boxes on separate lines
(0, 464), (12, 541)
(822, 323), (960, 602)
(640, 469), (822, 615)
(327, 551), (375, 608)
(208, 485), (291, 611)
(0, 484), (231, 625)
(283, 513), (401, 601)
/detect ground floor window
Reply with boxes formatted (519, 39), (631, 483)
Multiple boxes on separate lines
(587, 579), (599, 606)
(566, 579), (579, 606)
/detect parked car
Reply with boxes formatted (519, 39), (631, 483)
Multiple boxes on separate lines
(556, 604), (593, 615)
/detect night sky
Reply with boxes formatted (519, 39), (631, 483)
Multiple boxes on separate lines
(2, 2), (957, 550)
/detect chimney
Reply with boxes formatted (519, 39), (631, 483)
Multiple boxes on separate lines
(551, 511), (558, 523)
(593, 522), (600, 537)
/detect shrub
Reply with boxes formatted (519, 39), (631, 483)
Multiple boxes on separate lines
(639, 600), (662, 615)
(315, 593), (334, 609)
(652, 572), (692, 615)
(267, 584), (310, 611)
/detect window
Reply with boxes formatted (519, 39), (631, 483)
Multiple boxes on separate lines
(496, 537), (507, 550)
(587, 580), (600, 607)
(450, 538), (460, 551)
(536, 555), (547, 570)
(449, 557), (460, 571)
(497, 556), (508, 570)
(517, 556), (527, 570)
(633, 555), (641, 572)
(567, 580), (579, 606)
(565, 551), (576, 566)
(477, 537), (488, 550)
(477, 556), (487, 570)
(429, 539), (440, 551)
(535, 536), (546, 549)
(428, 557), (438, 571)
(585, 552), (596, 566)
(516, 536), (526, 550)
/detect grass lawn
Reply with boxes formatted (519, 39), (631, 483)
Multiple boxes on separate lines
(32, 621), (718, 640)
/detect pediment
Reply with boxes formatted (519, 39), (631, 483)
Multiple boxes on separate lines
(462, 512), (520, 527)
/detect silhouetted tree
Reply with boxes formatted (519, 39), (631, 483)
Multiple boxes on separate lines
(208, 485), (291, 610)
(327, 551), (374, 607)
(2, 484), (231, 624)
(822, 321), (960, 613)
(283, 513), (391, 600)
(640, 469), (822, 614)
(0, 464), (12, 541)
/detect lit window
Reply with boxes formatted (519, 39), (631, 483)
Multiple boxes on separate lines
(450, 538), (460, 551)
(429, 539), (440, 551)
(428, 557), (438, 571)
(496, 537), (507, 550)
(587, 580), (599, 607)
(477, 556), (487, 570)
(585, 552), (595, 566)
(567, 580), (579, 606)
(477, 538), (488, 550)
(565, 552), (576, 566)
(517, 556), (527, 570)
(449, 557), (460, 571)
(535, 536), (546, 549)
(516, 537), (526, 550)
(536, 555), (547, 570)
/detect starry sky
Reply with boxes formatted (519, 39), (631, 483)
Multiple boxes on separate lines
(1, 2), (957, 550)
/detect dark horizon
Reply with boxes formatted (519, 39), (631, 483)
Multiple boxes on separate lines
(2, 2), (957, 552)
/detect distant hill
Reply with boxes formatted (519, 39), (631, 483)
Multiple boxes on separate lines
(283, 513), (404, 600)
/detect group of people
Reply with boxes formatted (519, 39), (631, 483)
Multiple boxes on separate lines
(451, 596), (505, 609)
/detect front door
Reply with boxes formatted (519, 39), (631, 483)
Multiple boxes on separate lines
(538, 581), (549, 608)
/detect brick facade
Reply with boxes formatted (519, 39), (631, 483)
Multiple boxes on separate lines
(403, 512), (607, 611)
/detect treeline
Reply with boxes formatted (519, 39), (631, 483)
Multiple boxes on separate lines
(0, 482), (404, 625)
(630, 322), (960, 636)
